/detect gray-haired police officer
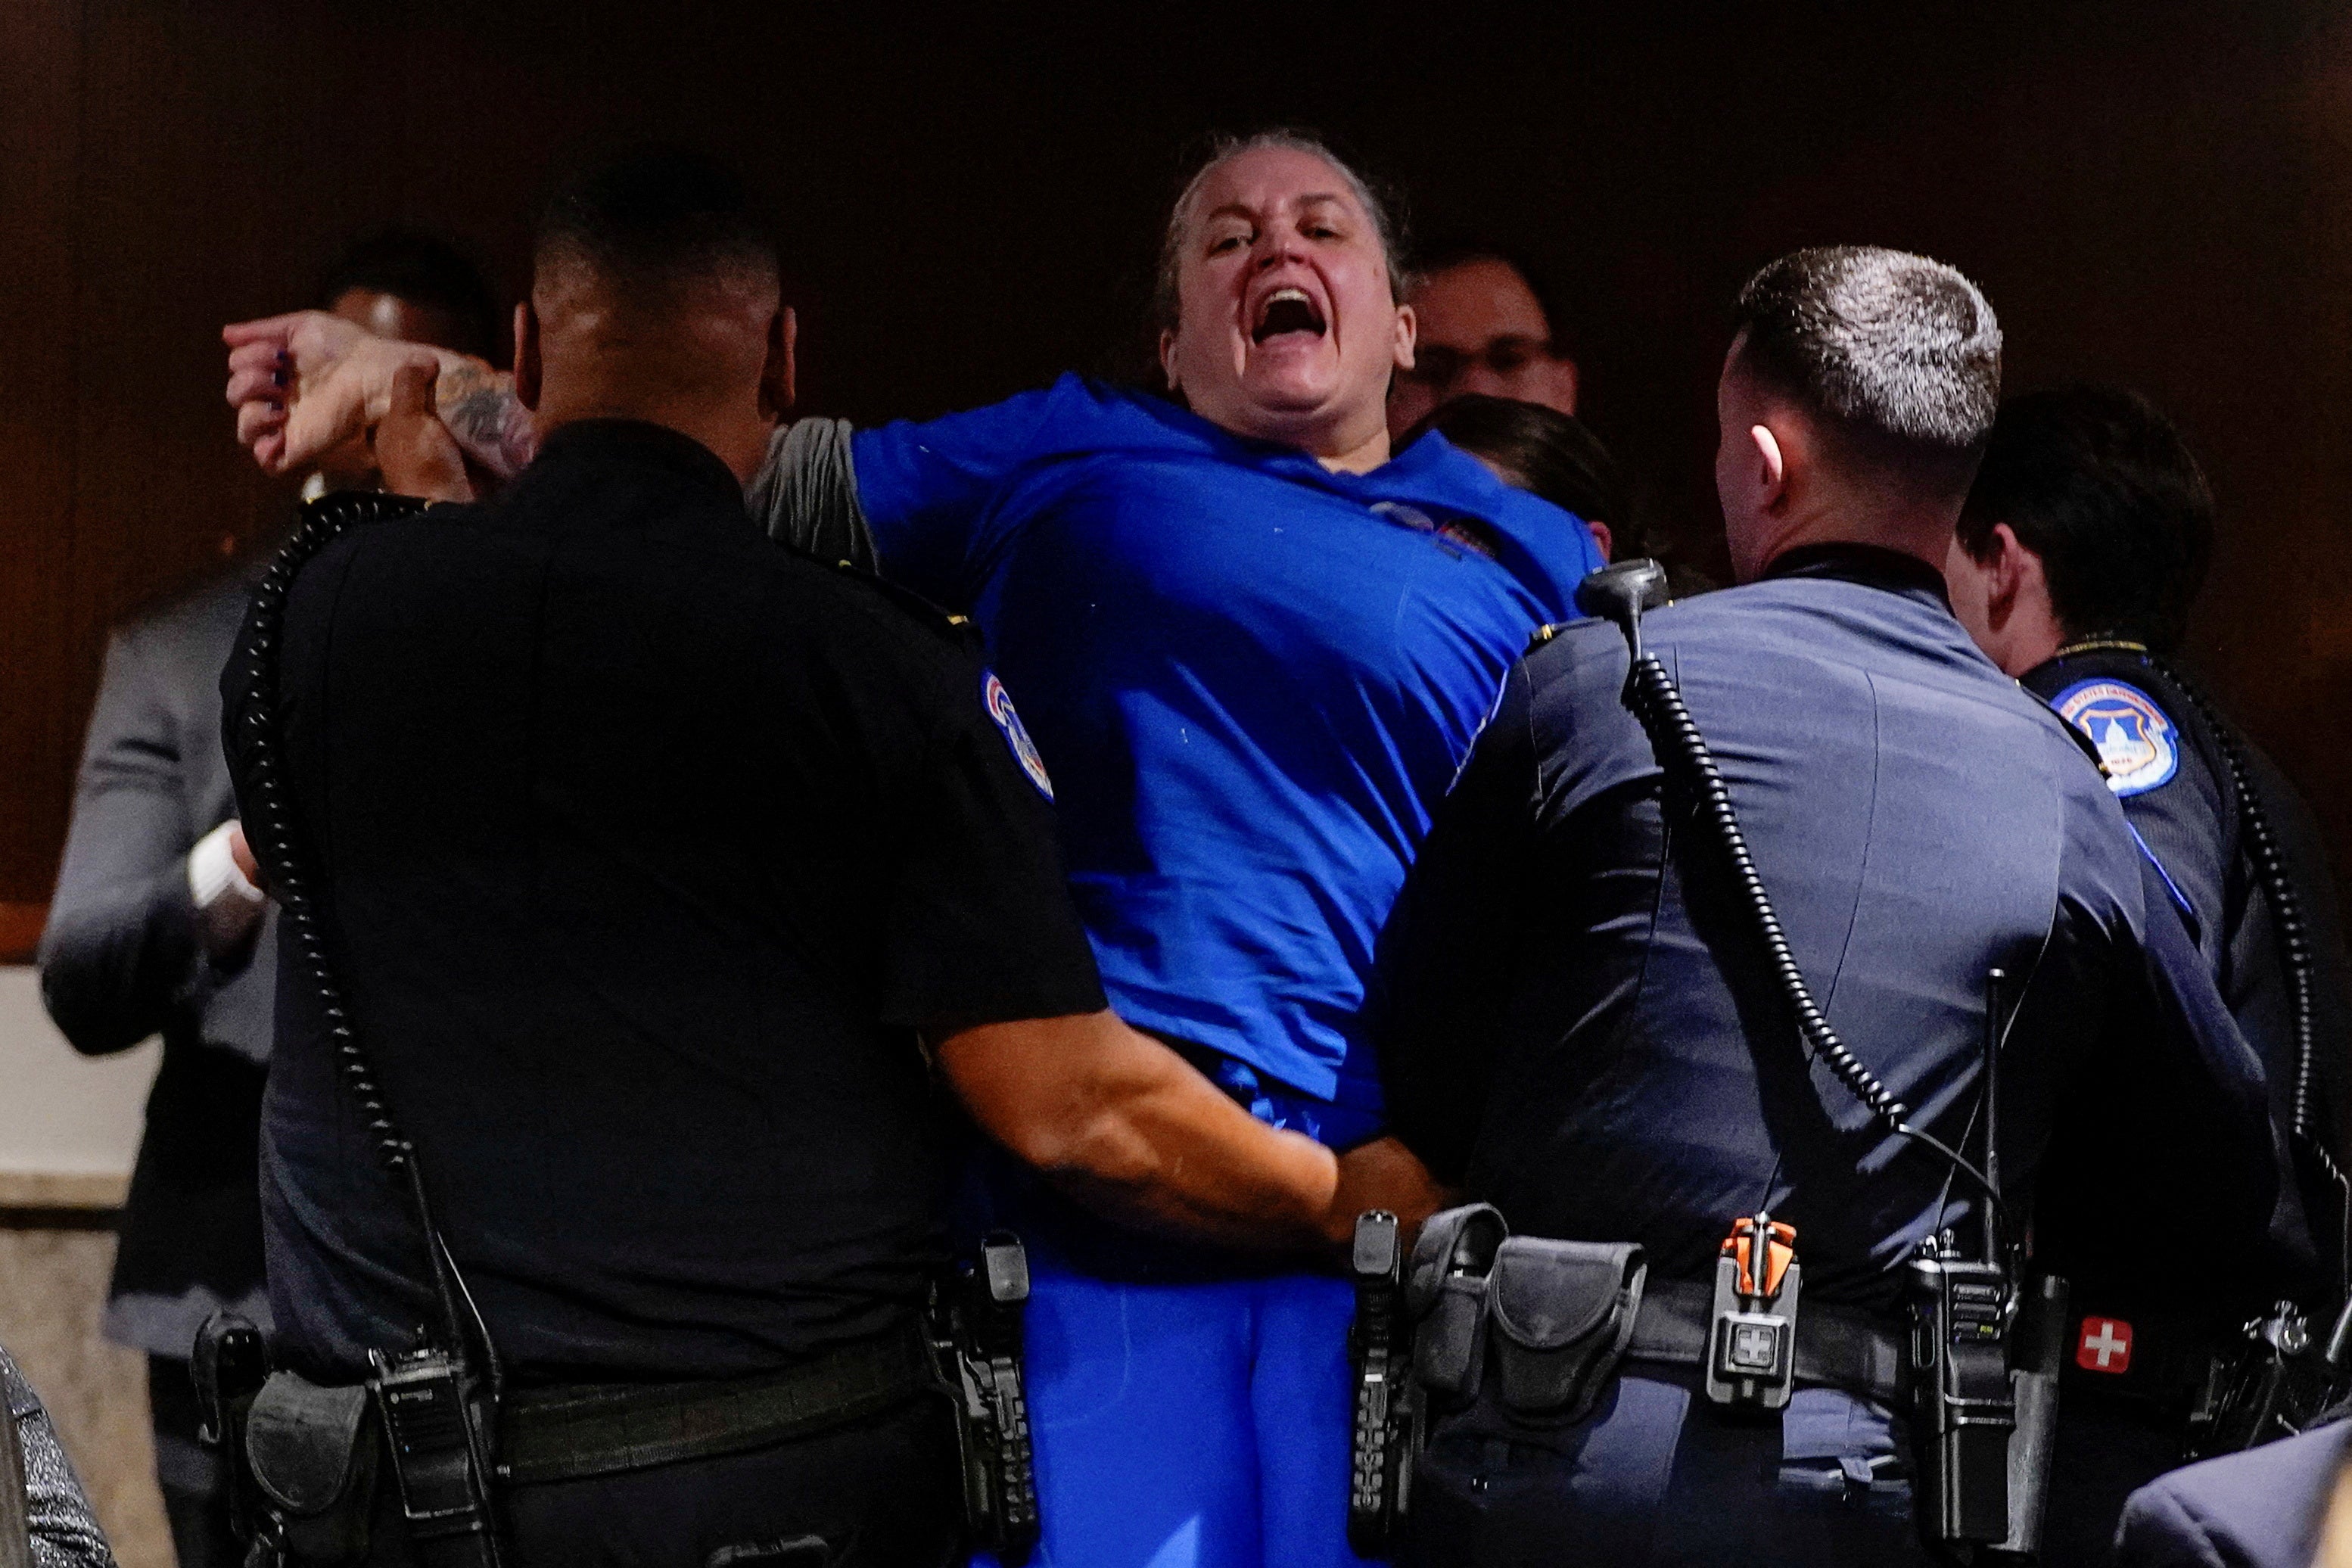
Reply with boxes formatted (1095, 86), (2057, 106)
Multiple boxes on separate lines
(1376, 247), (2284, 1566)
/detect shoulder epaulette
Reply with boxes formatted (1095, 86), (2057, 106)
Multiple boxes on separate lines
(823, 558), (978, 645)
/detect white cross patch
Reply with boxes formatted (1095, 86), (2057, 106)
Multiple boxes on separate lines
(2075, 1318), (2133, 1374)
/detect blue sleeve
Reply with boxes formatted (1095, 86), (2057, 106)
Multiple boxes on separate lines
(2113, 746), (2230, 963)
(2033, 785), (2294, 1311)
(2053, 677), (2229, 961)
(848, 376), (1079, 612)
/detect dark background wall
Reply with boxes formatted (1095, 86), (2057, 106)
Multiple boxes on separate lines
(7, 2), (2352, 944)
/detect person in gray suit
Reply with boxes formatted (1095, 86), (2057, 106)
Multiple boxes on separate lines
(35, 229), (492, 1568)
(2, 1343), (115, 1568)
(2114, 1417), (2351, 1568)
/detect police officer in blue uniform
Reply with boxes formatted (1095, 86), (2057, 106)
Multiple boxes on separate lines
(1945, 384), (2349, 1562)
(1377, 247), (2283, 1565)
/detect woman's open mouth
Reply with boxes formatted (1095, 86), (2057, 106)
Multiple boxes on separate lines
(1252, 287), (1327, 345)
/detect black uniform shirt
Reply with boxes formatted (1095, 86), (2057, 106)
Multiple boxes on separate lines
(223, 419), (1105, 1385)
(1378, 546), (2281, 1314)
(2023, 647), (2352, 1179)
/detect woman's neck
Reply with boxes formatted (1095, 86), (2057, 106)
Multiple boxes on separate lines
(1316, 423), (1392, 474)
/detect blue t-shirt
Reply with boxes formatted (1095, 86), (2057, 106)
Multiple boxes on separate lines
(853, 375), (1601, 1120)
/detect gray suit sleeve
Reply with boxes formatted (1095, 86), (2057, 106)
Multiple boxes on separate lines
(2, 1347), (116, 1568)
(36, 627), (204, 1056)
(745, 418), (879, 573)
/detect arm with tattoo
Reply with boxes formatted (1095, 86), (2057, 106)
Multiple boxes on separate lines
(224, 310), (537, 479)
(432, 359), (537, 480)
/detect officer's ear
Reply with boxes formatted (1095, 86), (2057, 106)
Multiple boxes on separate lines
(1988, 523), (2048, 618)
(514, 301), (543, 414)
(758, 306), (798, 424)
(1747, 422), (1789, 511)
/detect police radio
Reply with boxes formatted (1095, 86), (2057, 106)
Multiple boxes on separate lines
(1902, 969), (2023, 1557)
(234, 493), (509, 1567)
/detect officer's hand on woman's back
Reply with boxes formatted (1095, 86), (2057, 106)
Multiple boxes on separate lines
(938, 1010), (1445, 1258)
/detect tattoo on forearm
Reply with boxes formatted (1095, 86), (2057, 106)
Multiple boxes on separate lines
(435, 363), (537, 479)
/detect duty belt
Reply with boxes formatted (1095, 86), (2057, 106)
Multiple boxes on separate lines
(1627, 1279), (1907, 1405)
(493, 1323), (935, 1487)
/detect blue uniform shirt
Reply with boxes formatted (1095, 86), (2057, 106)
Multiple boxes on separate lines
(850, 375), (1601, 1122)
(1380, 546), (2280, 1310)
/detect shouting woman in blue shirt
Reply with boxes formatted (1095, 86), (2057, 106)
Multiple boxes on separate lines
(224, 131), (1603, 1568)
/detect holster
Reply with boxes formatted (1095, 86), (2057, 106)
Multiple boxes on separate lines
(926, 1233), (1039, 1564)
(1405, 1204), (1507, 1403)
(244, 1372), (381, 1564)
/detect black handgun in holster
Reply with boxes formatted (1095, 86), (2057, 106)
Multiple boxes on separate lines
(927, 1231), (1039, 1563)
(2187, 1296), (2351, 1458)
(1347, 1210), (1420, 1557)
(194, 1311), (273, 1548)
(1998, 1272), (2070, 1559)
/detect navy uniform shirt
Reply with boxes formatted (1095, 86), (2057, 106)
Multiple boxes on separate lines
(2025, 646), (2351, 1283)
(222, 420), (1106, 1386)
(1378, 546), (2279, 1314)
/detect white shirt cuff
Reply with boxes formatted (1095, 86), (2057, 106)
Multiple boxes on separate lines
(188, 820), (266, 955)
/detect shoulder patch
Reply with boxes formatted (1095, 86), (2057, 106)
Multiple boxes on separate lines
(2054, 678), (2180, 797)
(982, 670), (1054, 800)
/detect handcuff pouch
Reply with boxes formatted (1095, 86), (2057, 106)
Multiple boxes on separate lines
(1485, 1238), (1647, 1420)
(245, 1370), (378, 1563)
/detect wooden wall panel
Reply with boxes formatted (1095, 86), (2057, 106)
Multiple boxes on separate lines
(5, 2), (2352, 912)
(0, 0), (85, 909)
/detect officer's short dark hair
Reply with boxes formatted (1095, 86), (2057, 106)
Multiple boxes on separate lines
(1957, 386), (2214, 652)
(1404, 394), (1635, 551)
(536, 146), (779, 300)
(1731, 246), (2002, 496)
(316, 228), (499, 359)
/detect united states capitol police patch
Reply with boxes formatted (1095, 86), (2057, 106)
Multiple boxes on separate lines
(982, 671), (1054, 800)
(2054, 678), (2179, 797)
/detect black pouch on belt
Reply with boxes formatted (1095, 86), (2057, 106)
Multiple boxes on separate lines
(244, 1371), (381, 1563)
(1486, 1239), (1648, 1421)
(1406, 1204), (1509, 1402)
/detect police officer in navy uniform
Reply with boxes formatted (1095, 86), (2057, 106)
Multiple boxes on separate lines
(1377, 247), (2284, 1565)
(1945, 384), (2350, 1563)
